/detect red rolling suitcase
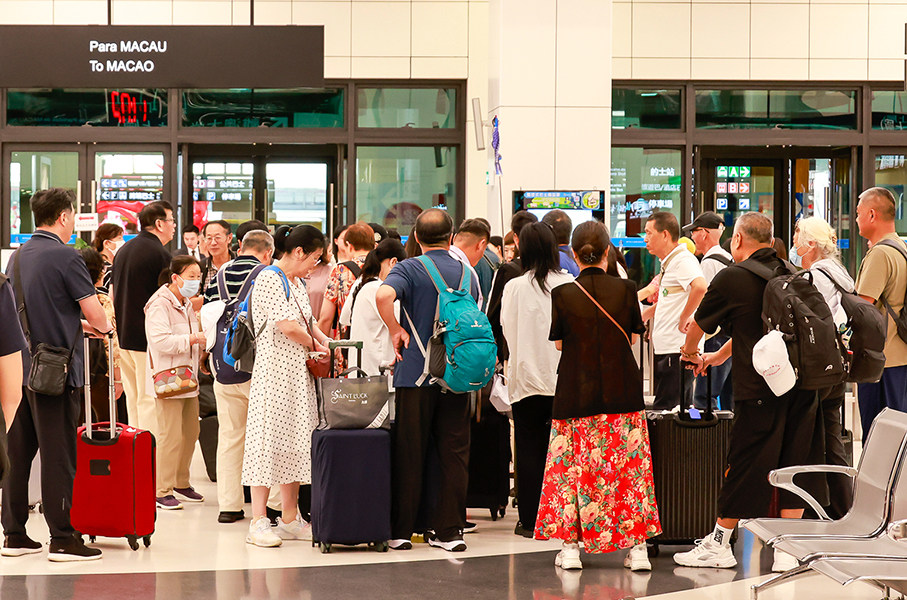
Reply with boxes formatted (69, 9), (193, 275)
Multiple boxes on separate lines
(71, 335), (156, 550)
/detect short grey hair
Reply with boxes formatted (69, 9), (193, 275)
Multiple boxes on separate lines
(734, 212), (773, 245)
(241, 230), (275, 253)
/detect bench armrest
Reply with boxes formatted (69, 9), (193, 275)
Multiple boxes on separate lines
(768, 465), (857, 521)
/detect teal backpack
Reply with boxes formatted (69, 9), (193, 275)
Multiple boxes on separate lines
(403, 255), (497, 393)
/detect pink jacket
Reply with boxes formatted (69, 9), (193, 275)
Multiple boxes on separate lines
(144, 285), (200, 400)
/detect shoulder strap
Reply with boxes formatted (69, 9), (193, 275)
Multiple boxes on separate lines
(416, 255), (451, 294)
(215, 265), (230, 301)
(12, 251), (31, 350)
(234, 263), (267, 303)
(263, 265), (292, 299)
(736, 260), (774, 282)
(704, 254), (733, 267)
(572, 280), (631, 348)
(341, 260), (362, 278)
(815, 267), (851, 297)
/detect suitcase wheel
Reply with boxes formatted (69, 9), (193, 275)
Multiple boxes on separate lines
(143, 536), (152, 548)
(498, 506), (506, 519)
(368, 541), (389, 552)
(127, 536), (139, 551)
(321, 543), (332, 554)
(88, 536), (96, 543)
(489, 508), (498, 521)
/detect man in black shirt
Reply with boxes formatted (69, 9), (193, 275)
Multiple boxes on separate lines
(3, 188), (112, 561)
(111, 201), (174, 433)
(674, 212), (824, 574)
(485, 211), (537, 362)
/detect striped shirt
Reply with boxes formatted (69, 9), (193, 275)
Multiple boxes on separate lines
(203, 255), (264, 303)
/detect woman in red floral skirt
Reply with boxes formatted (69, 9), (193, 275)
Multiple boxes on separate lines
(535, 220), (661, 571)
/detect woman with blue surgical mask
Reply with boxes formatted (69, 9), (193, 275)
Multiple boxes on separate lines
(144, 255), (207, 511)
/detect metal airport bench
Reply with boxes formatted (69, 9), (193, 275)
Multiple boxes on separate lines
(740, 408), (907, 599)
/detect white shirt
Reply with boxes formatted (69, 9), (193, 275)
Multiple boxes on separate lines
(652, 245), (705, 355)
(810, 257), (855, 328)
(339, 278), (398, 378)
(700, 245), (733, 284)
(500, 270), (575, 403)
(449, 245), (484, 308)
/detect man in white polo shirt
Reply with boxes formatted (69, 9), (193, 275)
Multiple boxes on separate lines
(640, 212), (708, 410)
(684, 211), (734, 410)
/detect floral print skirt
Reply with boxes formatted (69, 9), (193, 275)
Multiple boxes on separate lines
(534, 411), (661, 553)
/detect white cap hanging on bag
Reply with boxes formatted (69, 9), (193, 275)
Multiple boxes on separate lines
(752, 329), (797, 396)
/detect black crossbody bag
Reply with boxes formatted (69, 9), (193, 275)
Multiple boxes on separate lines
(12, 252), (79, 397)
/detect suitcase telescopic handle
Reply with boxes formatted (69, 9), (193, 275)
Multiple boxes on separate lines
(675, 361), (719, 428)
(83, 332), (118, 441)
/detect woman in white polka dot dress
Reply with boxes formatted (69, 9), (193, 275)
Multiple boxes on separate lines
(242, 224), (335, 548)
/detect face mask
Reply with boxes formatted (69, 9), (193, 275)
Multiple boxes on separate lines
(111, 239), (126, 255)
(178, 277), (201, 298)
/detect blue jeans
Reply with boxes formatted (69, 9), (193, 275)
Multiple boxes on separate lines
(857, 365), (907, 440)
(693, 335), (733, 410)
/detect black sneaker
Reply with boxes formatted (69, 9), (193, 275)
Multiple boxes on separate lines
(47, 536), (102, 562)
(514, 522), (534, 538)
(427, 532), (467, 552)
(463, 521), (477, 534)
(266, 507), (281, 527)
(1, 534), (43, 557)
(218, 510), (245, 524)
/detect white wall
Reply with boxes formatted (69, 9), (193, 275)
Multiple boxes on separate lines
(612, 0), (907, 81)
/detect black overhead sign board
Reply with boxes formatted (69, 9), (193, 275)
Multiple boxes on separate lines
(0, 25), (324, 88)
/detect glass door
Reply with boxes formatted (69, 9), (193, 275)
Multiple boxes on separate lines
(190, 160), (255, 230)
(700, 158), (785, 245)
(92, 149), (166, 236)
(4, 145), (86, 246)
(266, 161), (329, 231)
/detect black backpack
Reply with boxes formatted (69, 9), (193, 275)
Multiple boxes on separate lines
(875, 239), (907, 344)
(703, 254), (733, 267)
(739, 260), (847, 390)
(815, 268), (887, 384)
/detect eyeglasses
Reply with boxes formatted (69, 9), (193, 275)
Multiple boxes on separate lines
(206, 234), (227, 242)
(158, 218), (175, 224)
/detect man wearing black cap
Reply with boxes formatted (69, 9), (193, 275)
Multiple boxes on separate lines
(683, 212), (734, 410)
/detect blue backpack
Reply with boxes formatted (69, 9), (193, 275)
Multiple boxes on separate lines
(210, 262), (267, 384)
(224, 266), (291, 375)
(403, 256), (497, 393)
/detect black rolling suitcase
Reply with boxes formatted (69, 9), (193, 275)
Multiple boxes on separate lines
(646, 364), (735, 555)
(310, 429), (391, 553)
(466, 384), (511, 520)
(310, 341), (391, 553)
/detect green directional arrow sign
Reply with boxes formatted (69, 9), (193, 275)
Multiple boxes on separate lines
(739, 166), (751, 178)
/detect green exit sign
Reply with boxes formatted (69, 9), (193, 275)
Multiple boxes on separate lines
(717, 166), (751, 178)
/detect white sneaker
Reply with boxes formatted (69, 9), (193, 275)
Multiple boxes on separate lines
(426, 533), (467, 552)
(673, 538), (737, 568)
(623, 543), (652, 571)
(245, 517), (282, 548)
(275, 516), (312, 541)
(772, 548), (799, 573)
(554, 543), (582, 570)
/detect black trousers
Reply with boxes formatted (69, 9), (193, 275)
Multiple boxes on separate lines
(2, 387), (81, 540)
(392, 387), (470, 541)
(511, 395), (553, 530)
(653, 353), (694, 410)
(818, 385), (853, 520)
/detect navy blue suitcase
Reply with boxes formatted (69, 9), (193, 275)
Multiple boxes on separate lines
(311, 428), (391, 553)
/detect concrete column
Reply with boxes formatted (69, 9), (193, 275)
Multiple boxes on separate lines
(487, 0), (612, 234)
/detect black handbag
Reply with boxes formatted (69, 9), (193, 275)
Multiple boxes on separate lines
(13, 252), (79, 397)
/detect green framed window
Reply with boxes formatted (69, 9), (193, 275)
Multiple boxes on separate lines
(7, 88), (167, 127)
(612, 88), (682, 129)
(695, 89), (857, 130)
(357, 88), (456, 129)
(181, 88), (344, 128)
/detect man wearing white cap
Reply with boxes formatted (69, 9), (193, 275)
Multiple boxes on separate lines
(683, 212), (734, 410)
(674, 211), (825, 574)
